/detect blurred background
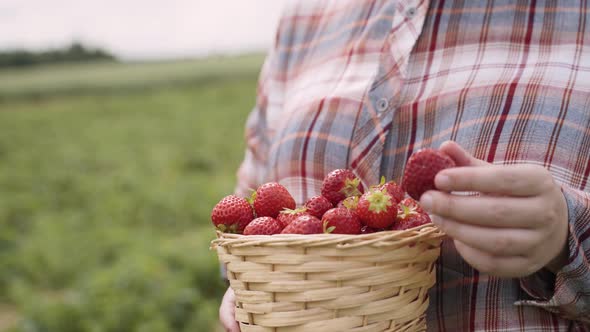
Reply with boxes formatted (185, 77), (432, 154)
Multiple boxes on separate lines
(0, 1), (284, 331)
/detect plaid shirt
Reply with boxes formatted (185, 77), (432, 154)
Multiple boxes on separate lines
(236, 1), (590, 330)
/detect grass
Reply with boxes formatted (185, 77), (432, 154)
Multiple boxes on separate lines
(0, 56), (263, 331)
(0, 54), (264, 99)
(0, 305), (18, 331)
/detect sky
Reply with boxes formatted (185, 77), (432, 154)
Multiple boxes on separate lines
(0, 0), (285, 60)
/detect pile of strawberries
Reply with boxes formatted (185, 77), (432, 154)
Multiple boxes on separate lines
(211, 149), (455, 235)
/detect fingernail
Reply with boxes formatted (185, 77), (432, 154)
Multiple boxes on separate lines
(436, 174), (450, 189)
(420, 193), (433, 212)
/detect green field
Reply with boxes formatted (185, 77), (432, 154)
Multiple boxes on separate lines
(0, 55), (265, 331)
(0, 54), (265, 100)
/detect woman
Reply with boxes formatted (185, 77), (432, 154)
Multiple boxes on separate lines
(220, 1), (590, 330)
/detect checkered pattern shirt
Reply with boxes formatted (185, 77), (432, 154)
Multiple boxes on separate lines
(235, 1), (590, 330)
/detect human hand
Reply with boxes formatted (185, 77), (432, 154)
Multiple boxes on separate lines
(219, 287), (240, 332)
(419, 141), (569, 278)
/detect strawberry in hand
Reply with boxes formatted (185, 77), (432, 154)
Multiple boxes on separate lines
(402, 148), (456, 200)
(418, 141), (569, 277)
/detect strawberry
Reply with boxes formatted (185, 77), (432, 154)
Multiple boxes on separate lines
(321, 207), (361, 234)
(399, 197), (425, 214)
(321, 169), (364, 205)
(211, 195), (254, 233)
(377, 177), (405, 203)
(304, 195), (333, 219)
(402, 148), (456, 200)
(281, 215), (323, 234)
(356, 188), (398, 229)
(252, 182), (296, 218)
(360, 225), (380, 234)
(392, 203), (432, 230)
(277, 207), (309, 228)
(336, 196), (360, 214)
(243, 217), (284, 235)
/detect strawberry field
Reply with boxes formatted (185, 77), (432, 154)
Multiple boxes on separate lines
(0, 55), (264, 331)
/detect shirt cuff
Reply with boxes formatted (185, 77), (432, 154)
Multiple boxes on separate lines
(515, 187), (590, 323)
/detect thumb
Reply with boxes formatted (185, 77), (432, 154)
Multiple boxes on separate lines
(439, 141), (488, 167)
(220, 287), (241, 332)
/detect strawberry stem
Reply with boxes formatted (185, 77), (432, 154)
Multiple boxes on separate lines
(342, 196), (359, 210)
(246, 190), (256, 206)
(322, 219), (336, 233)
(341, 178), (362, 197)
(367, 189), (393, 213)
(281, 207), (307, 215)
(397, 204), (417, 219)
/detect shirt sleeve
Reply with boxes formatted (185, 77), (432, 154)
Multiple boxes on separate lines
(234, 34), (282, 198)
(517, 185), (590, 323)
(222, 25), (284, 281)
(234, 102), (270, 197)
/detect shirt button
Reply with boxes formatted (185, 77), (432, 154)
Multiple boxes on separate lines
(406, 7), (417, 18)
(376, 98), (389, 113)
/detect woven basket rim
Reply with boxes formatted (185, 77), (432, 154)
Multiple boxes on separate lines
(211, 224), (444, 249)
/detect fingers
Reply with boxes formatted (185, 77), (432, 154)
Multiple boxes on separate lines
(438, 141), (488, 167)
(431, 215), (541, 256)
(220, 287), (240, 332)
(434, 164), (554, 196)
(454, 240), (543, 278)
(420, 190), (544, 228)
(428, 142), (567, 278)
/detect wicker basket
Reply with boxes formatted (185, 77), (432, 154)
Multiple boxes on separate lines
(211, 225), (444, 332)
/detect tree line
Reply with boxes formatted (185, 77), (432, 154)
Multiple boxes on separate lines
(0, 42), (116, 68)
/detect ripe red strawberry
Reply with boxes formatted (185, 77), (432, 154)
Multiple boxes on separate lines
(399, 197), (425, 214)
(321, 169), (364, 205)
(211, 195), (254, 233)
(243, 217), (284, 235)
(402, 148), (456, 200)
(392, 202), (432, 230)
(321, 207), (361, 234)
(356, 188), (398, 229)
(304, 195), (333, 219)
(377, 178), (405, 203)
(337, 196), (360, 214)
(360, 225), (380, 234)
(281, 215), (323, 234)
(277, 207), (309, 228)
(253, 182), (296, 218)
